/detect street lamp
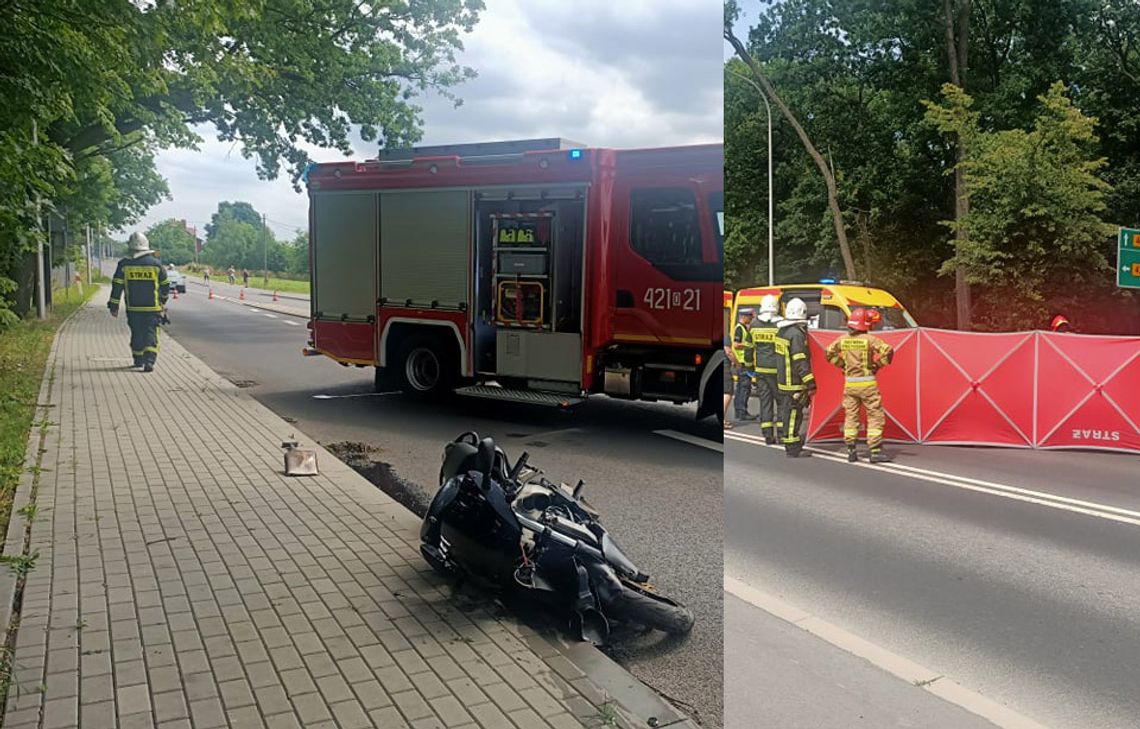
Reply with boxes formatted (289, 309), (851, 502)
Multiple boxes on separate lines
(727, 68), (775, 286)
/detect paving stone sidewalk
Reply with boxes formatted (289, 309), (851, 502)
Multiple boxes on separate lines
(0, 291), (651, 729)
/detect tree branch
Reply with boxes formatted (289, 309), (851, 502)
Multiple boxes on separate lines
(724, 25), (857, 280)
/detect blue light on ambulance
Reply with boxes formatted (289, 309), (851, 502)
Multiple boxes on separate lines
(819, 277), (837, 284)
(568, 149), (583, 160)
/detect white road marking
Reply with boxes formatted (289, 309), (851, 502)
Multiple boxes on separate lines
(249, 308), (261, 312)
(282, 320), (300, 326)
(513, 426), (587, 441)
(312, 392), (399, 399)
(725, 431), (1140, 528)
(264, 313), (277, 319)
(724, 575), (1051, 729)
(653, 429), (723, 453)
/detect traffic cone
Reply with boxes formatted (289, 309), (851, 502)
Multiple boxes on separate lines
(273, 290), (279, 302)
(208, 287), (214, 300)
(239, 288), (245, 301)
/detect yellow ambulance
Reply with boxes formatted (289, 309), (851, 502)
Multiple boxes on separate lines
(731, 280), (918, 331)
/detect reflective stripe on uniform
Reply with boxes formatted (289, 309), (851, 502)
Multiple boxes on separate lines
(847, 375), (876, 383)
(845, 379), (877, 388)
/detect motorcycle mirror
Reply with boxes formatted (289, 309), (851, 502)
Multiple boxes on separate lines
(510, 452), (530, 481)
(573, 480), (585, 499)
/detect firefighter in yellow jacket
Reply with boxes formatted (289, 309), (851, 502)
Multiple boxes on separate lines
(775, 298), (816, 458)
(108, 232), (169, 372)
(825, 308), (894, 463)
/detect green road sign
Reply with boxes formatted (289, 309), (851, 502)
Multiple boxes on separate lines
(1118, 227), (1140, 289)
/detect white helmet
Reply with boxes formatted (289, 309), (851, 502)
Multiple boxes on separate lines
(760, 294), (780, 316)
(784, 297), (808, 321)
(127, 232), (151, 253)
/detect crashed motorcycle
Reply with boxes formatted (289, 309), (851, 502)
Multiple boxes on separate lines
(420, 432), (694, 643)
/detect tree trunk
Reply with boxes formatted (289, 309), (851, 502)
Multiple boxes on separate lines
(725, 29), (857, 281)
(946, 0), (972, 330)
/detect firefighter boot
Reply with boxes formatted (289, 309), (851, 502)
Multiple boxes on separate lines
(847, 443), (858, 463)
(869, 449), (892, 464)
(785, 447), (812, 459)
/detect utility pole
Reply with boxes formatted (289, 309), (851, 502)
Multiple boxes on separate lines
(32, 120), (46, 319)
(262, 213), (269, 284)
(727, 67), (775, 286)
(86, 223), (92, 285)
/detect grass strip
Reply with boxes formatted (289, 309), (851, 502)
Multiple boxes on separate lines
(0, 285), (97, 548)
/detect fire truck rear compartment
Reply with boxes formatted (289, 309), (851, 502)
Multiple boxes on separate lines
(472, 191), (586, 386)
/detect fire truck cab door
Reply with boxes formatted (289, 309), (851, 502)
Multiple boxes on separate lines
(610, 179), (722, 347)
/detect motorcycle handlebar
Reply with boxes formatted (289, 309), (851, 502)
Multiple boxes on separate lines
(515, 513), (606, 563)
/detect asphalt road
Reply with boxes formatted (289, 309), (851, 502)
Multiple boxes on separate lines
(156, 286), (725, 727)
(725, 432), (1140, 729)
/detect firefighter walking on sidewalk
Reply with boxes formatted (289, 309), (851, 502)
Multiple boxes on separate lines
(775, 298), (816, 458)
(826, 308), (894, 463)
(108, 232), (169, 372)
(750, 294), (782, 444)
(732, 307), (757, 422)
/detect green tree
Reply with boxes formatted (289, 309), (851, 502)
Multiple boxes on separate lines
(0, 0), (483, 322)
(924, 82), (1115, 329)
(726, 0), (1138, 331)
(284, 231), (310, 277)
(202, 217), (261, 270)
(145, 220), (197, 266)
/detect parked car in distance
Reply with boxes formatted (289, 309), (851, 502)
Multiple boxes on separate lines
(166, 265), (187, 294)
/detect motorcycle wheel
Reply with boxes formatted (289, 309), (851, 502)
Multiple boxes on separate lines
(605, 579), (695, 635)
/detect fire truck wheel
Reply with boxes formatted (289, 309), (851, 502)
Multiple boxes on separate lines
(397, 336), (455, 398)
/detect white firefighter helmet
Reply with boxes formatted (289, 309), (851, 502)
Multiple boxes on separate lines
(127, 232), (151, 254)
(784, 297), (808, 321)
(760, 294), (780, 316)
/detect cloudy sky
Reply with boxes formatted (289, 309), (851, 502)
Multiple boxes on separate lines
(134, 0), (724, 241)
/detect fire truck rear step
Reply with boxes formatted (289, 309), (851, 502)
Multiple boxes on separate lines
(455, 385), (584, 408)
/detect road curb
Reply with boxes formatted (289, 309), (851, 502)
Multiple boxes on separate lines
(153, 303), (697, 728)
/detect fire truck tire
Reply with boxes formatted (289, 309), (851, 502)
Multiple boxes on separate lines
(396, 335), (456, 398)
(374, 366), (395, 393)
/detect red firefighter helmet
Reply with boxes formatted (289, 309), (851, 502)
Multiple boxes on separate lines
(847, 308), (872, 332)
(1051, 314), (1071, 332)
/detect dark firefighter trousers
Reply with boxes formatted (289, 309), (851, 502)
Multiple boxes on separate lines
(777, 391), (806, 454)
(734, 366), (756, 419)
(756, 373), (779, 440)
(127, 311), (161, 366)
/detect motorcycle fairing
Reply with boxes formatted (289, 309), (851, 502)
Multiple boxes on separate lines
(421, 476), (462, 542)
(600, 532), (647, 582)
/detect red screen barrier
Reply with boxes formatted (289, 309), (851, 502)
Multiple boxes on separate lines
(806, 329), (1140, 453)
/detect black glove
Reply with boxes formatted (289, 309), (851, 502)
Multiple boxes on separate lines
(107, 302), (118, 318)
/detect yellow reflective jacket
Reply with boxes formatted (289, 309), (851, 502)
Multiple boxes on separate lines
(109, 254), (169, 312)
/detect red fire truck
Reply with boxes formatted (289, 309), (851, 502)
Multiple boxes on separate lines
(303, 138), (724, 418)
